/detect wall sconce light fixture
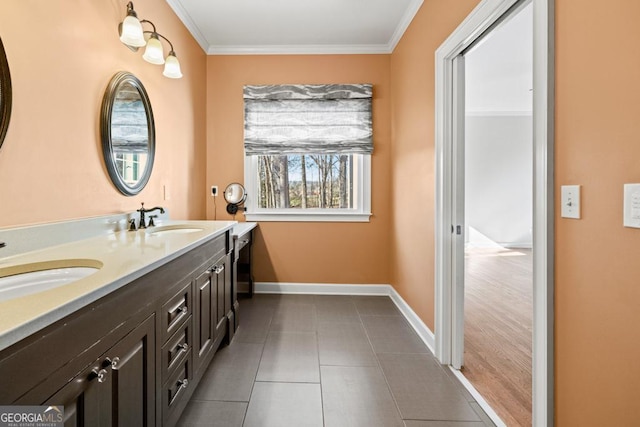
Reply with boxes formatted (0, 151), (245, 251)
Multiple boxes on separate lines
(118, 2), (183, 79)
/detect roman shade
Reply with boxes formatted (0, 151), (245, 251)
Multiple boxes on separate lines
(243, 84), (373, 155)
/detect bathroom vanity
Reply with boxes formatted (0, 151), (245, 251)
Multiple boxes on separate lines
(0, 218), (239, 426)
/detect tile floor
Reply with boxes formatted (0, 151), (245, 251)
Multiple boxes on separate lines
(178, 294), (495, 427)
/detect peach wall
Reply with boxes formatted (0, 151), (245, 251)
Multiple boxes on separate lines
(390, 0), (480, 330)
(391, 0), (640, 424)
(206, 55), (391, 284)
(0, 0), (206, 228)
(555, 0), (640, 424)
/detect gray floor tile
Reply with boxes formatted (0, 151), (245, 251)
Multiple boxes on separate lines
(361, 315), (429, 354)
(256, 332), (320, 383)
(269, 302), (317, 332)
(314, 296), (361, 323)
(191, 342), (263, 402)
(404, 421), (485, 427)
(252, 293), (317, 307)
(243, 382), (323, 427)
(443, 367), (476, 402)
(469, 402), (497, 427)
(234, 304), (273, 344)
(318, 322), (377, 367)
(353, 296), (401, 316)
(378, 353), (480, 421)
(177, 400), (246, 427)
(321, 366), (403, 427)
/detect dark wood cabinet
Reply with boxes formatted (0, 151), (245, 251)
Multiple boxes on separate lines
(193, 250), (230, 379)
(193, 265), (214, 375)
(214, 253), (231, 343)
(44, 314), (156, 427)
(230, 224), (255, 335)
(0, 230), (233, 427)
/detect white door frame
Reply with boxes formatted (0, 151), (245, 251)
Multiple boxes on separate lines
(434, 0), (554, 426)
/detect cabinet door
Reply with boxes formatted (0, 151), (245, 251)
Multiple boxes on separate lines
(46, 363), (110, 427)
(193, 267), (214, 374)
(45, 315), (155, 427)
(109, 314), (156, 427)
(213, 254), (229, 340)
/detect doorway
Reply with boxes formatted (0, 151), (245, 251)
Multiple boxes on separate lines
(462, 3), (533, 425)
(434, 0), (554, 426)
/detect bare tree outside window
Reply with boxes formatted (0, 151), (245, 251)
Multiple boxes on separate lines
(257, 154), (353, 209)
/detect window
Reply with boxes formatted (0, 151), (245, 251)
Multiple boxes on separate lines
(243, 84), (373, 222)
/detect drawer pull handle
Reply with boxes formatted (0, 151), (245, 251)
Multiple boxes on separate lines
(213, 265), (225, 274)
(177, 378), (189, 389)
(89, 368), (109, 383)
(178, 343), (189, 352)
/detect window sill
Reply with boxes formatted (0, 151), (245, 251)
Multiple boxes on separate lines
(244, 211), (372, 223)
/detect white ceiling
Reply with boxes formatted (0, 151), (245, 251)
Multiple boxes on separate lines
(165, 0), (424, 55)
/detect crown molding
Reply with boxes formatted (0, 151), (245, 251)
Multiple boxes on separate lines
(387, 0), (424, 52)
(165, 0), (210, 53)
(207, 44), (393, 55)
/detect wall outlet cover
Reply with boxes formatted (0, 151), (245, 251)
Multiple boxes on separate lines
(623, 184), (640, 228)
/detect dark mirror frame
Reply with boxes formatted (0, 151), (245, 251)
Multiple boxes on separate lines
(100, 71), (155, 196)
(0, 36), (12, 150)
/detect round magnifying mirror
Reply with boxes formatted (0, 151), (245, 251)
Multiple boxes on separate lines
(224, 183), (246, 214)
(100, 72), (155, 196)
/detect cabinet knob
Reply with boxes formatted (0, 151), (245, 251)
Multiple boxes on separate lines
(178, 343), (189, 352)
(89, 368), (109, 383)
(178, 378), (189, 389)
(102, 356), (121, 370)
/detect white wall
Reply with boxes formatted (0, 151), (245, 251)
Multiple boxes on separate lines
(463, 2), (532, 248)
(465, 114), (532, 247)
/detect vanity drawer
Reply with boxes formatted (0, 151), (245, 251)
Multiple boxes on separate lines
(161, 280), (191, 342)
(235, 234), (250, 252)
(161, 318), (191, 382)
(163, 355), (192, 425)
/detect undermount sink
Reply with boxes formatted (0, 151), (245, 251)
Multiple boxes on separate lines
(0, 260), (102, 302)
(146, 225), (204, 235)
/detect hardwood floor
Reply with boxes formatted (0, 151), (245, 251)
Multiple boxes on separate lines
(462, 248), (532, 427)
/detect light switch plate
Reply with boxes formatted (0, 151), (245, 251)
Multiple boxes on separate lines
(561, 185), (581, 219)
(623, 184), (640, 228)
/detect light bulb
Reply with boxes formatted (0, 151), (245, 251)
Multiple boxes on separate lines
(119, 14), (146, 48)
(143, 34), (165, 65)
(163, 52), (183, 79)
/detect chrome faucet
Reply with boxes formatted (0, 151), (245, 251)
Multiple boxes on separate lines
(137, 203), (165, 229)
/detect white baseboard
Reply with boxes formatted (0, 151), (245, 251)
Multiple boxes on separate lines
(253, 282), (435, 353)
(448, 367), (507, 427)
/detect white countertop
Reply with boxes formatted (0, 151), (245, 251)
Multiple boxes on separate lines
(0, 220), (236, 352)
(232, 222), (257, 238)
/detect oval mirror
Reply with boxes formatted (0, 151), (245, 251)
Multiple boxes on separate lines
(0, 36), (12, 150)
(100, 71), (155, 196)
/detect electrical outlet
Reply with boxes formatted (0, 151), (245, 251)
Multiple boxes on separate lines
(211, 185), (218, 197)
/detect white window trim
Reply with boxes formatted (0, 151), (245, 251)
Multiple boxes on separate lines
(244, 153), (372, 222)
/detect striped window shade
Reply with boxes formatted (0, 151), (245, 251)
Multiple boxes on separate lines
(243, 84), (373, 155)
